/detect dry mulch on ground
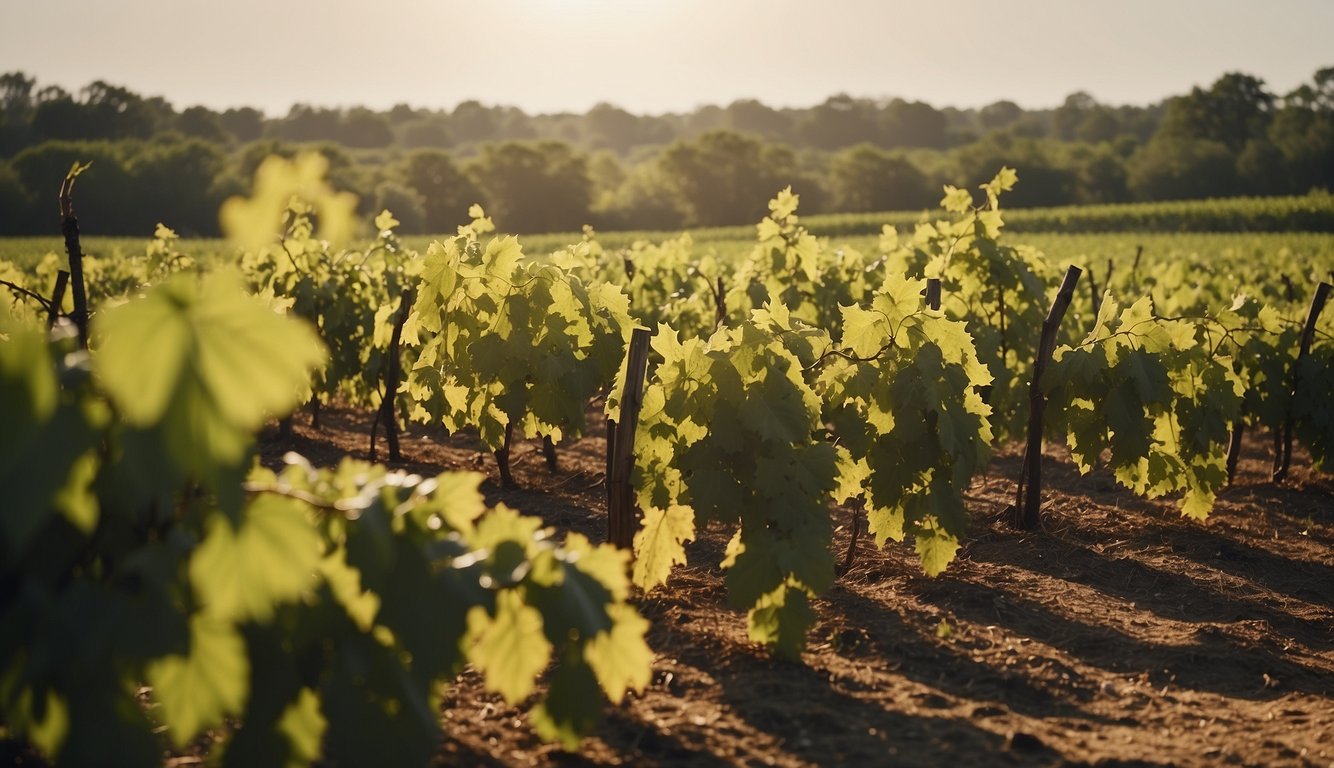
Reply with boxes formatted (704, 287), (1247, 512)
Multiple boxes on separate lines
(263, 406), (1334, 768)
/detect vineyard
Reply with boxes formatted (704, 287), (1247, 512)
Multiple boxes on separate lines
(2, 156), (1333, 766)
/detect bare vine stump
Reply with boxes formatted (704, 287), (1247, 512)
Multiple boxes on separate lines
(1273, 281), (1331, 482)
(495, 422), (516, 489)
(1010, 266), (1082, 530)
(608, 328), (653, 550)
(46, 270), (69, 330)
(542, 435), (558, 473)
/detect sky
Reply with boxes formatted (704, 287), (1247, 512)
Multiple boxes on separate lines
(2, 0), (1331, 117)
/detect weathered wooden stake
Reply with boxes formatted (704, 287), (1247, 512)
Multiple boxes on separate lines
(1010, 266), (1082, 530)
(59, 170), (89, 349)
(371, 287), (416, 462)
(925, 277), (941, 311)
(607, 327), (653, 549)
(1274, 281), (1331, 483)
(495, 422), (516, 489)
(542, 435), (558, 472)
(715, 276), (726, 329)
(46, 270), (69, 330)
(1225, 421), (1245, 484)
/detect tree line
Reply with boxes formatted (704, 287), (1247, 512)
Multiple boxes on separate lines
(0, 67), (1330, 236)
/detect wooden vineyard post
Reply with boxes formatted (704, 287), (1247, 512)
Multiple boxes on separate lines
(715, 276), (726, 329)
(1225, 422), (1245, 485)
(59, 168), (90, 349)
(370, 287), (415, 462)
(495, 422), (516, 489)
(1010, 266), (1082, 530)
(1273, 281), (1332, 483)
(607, 327), (653, 549)
(542, 436), (558, 472)
(924, 277), (941, 311)
(46, 270), (69, 330)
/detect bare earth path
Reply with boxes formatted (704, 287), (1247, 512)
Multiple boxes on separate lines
(262, 407), (1334, 768)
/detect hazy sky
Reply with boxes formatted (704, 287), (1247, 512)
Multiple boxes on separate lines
(2, 0), (1331, 116)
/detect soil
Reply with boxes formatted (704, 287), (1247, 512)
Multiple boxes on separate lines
(261, 404), (1334, 768)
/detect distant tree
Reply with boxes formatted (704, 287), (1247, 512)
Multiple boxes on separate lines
(1158, 72), (1275, 152)
(1267, 85), (1334, 191)
(1052, 91), (1098, 141)
(129, 138), (227, 235)
(30, 88), (86, 141)
(1071, 145), (1130, 203)
(372, 181), (427, 233)
(828, 144), (932, 212)
(1126, 136), (1241, 200)
(273, 104), (343, 143)
(683, 104), (725, 138)
(1075, 107), (1122, 143)
(176, 106), (230, 144)
(953, 134), (1077, 206)
(592, 162), (685, 231)
(11, 141), (138, 232)
(231, 140), (360, 197)
(586, 150), (627, 195)
(400, 149), (480, 233)
(881, 99), (947, 148)
(220, 107), (264, 143)
(79, 81), (160, 139)
(658, 130), (801, 226)
(584, 103), (642, 154)
(340, 108), (394, 148)
(399, 118), (451, 148)
(387, 103), (419, 125)
(0, 72), (35, 117)
(467, 140), (591, 233)
(0, 72), (36, 154)
(449, 100), (500, 144)
(723, 99), (792, 141)
(978, 100), (1023, 131)
(799, 94), (879, 150)
(1236, 137), (1287, 195)
(0, 162), (31, 233)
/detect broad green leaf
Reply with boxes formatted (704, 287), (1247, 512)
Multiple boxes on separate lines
(748, 585), (814, 660)
(95, 272), (325, 474)
(277, 688), (327, 767)
(465, 590), (552, 705)
(631, 504), (695, 591)
(146, 616), (249, 746)
(915, 529), (960, 578)
(530, 658), (600, 750)
(191, 495), (321, 622)
(584, 604), (653, 704)
(940, 185), (974, 213)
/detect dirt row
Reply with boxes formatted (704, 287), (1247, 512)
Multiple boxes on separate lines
(263, 407), (1334, 768)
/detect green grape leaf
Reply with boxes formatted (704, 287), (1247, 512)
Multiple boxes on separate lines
(466, 590), (552, 705)
(914, 529), (960, 578)
(748, 584), (815, 661)
(95, 271), (325, 477)
(0, 321), (99, 556)
(191, 495), (321, 623)
(277, 688), (327, 767)
(584, 604), (653, 704)
(631, 504), (695, 591)
(530, 657), (601, 750)
(146, 616), (250, 746)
